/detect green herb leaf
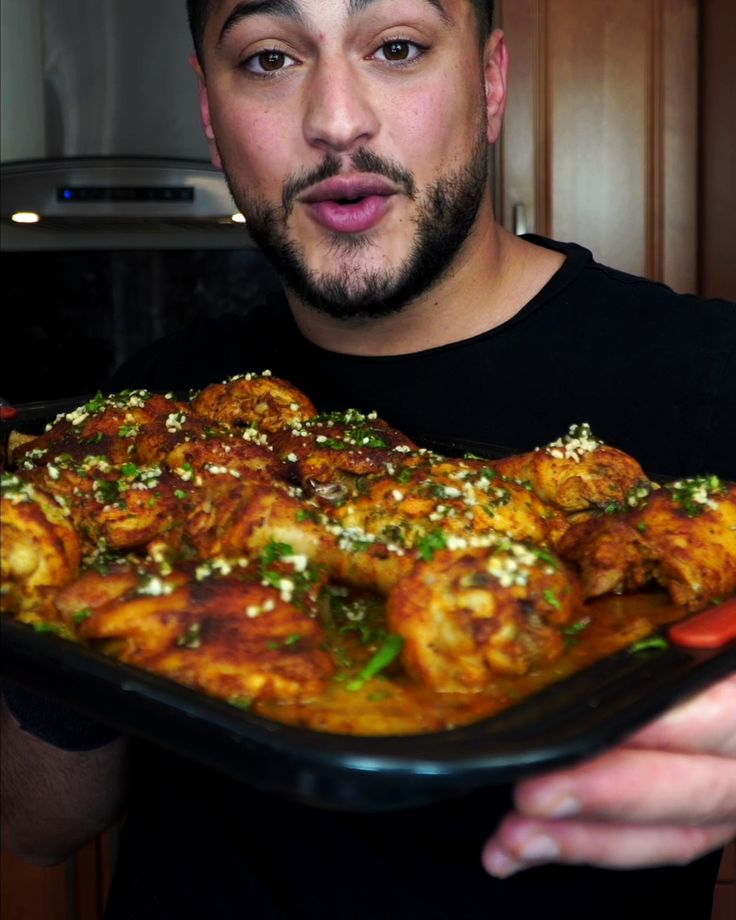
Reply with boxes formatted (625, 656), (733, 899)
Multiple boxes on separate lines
(417, 529), (447, 563)
(543, 589), (563, 611)
(228, 695), (253, 710)
(347, 634), (404, 692)
(176, 623), (202, 649)
(629, 636), (669, 653)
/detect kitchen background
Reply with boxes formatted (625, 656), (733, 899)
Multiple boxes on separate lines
(1, 0), (283, 404)
(1, 0), (734, 918)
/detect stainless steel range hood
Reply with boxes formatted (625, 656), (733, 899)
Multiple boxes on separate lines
(0, 0), (249, 249)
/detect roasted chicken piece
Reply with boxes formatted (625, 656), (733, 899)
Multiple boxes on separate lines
(1, 473), (81, 621)
(21, 455), (189, 556)
(387, 539), (580, 691)
(270, 408), (418, 494)
(320, 461), (567, 596)
(332, 463), (566, 551)
(164, 434), (285, 485)
(12, 390), (188, 468)
(493, 423), (651, 516)
(134, 409), (286, 483)
(192, 372), (317, 435)
(184, 477), (335, 567)
(54, 562), (333, 704)
(558, 476), (736, 611)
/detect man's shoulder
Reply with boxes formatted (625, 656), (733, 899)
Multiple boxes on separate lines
(526, 234), (734, 313)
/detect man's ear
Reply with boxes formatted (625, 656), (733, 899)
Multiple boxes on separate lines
(483, 29), (509, 145)
(189, 53), (223, 170)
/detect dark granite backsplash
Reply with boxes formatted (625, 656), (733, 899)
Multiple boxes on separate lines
(2, 248), (282, 404)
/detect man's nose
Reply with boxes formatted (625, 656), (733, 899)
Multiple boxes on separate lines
(302, 60), (380, 154)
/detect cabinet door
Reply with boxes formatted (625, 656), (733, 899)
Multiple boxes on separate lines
(497, 0), (698, 292)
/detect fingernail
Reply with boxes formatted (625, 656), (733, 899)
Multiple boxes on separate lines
(530, 791), (581, 818)
(518, 834), (561, 862)
(484, 848), (526, 879)
(547, 794), (580, 817)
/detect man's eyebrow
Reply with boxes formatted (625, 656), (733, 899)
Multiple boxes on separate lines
(347, 0), (453, 26)
(217, 0), (305, 47)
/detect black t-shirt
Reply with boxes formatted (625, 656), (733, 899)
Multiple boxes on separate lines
(103, 237), (735, 919)
(112, 235), (736, 479)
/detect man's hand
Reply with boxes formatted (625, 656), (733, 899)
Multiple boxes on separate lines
(482, 673), (736, 877)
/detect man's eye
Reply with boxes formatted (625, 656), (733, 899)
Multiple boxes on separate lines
(374, 40), (423, 64)
(244, 49), (296, 75)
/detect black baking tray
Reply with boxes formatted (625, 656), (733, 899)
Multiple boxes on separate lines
(2, 613), (734, 811)
(2, 396), (735, 810)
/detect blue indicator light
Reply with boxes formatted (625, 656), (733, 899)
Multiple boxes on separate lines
(63, 189), (72, 200)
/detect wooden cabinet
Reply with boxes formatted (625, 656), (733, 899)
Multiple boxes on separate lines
(1, 831), (117, 920)
(497, 0), (699, 293)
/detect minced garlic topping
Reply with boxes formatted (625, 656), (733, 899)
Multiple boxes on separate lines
(544, 423), (602, 462)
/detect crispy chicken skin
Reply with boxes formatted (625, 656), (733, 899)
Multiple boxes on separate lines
(21, 457), (187, 555)
(134, 410), (286, 484)
(558, 477), (736, 611)
(333, 465), (566, 551)
(184, 478), (334, 566)
(387, 541), (580, 691)
(270, 408), (418, 492)
(192, 372), (317, 434)
(317, 459), (568, 596)
(55, 564), (333, 704)
(1, 475), (81, 621)
(12, 391), (188, 468)
(494, 424), (651, 516)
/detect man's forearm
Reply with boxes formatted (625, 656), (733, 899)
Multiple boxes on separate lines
(0, 694), (129, 866)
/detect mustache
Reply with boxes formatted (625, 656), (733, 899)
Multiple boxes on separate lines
(282, 148), (417, 216)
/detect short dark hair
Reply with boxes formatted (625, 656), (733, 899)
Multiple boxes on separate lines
(186, 1), (495, 64)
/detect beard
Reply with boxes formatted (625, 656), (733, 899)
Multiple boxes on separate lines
(222, 133), (490, 321)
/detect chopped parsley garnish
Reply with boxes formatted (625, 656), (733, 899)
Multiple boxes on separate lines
(666, 476), (724, 518)
(260, 541), (295, 571)
(94, 479), (121, 505)
(418, 529), (447, 562)
(347, 634), (404, 692)
(562, 616), (591, 648)
(629, 636), (669, 653)
(531, 546), (559, 570)
(84, 393), (107, 415)
(32, 622), (65, 635)
(543, 589), (563, 611)
(228, 695), (253, 710)
(176, 623), (202, 649)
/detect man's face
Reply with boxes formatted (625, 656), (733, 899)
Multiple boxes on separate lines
(197, 0), (493, 319)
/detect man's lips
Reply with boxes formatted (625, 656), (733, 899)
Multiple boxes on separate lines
(299, 175), (399, 204)
(299, 175), (399, 234)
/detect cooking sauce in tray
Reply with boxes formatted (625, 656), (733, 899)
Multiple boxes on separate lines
(254, 591), (679, 736)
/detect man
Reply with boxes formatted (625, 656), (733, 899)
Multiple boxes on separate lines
(3, 1), (735, 917)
